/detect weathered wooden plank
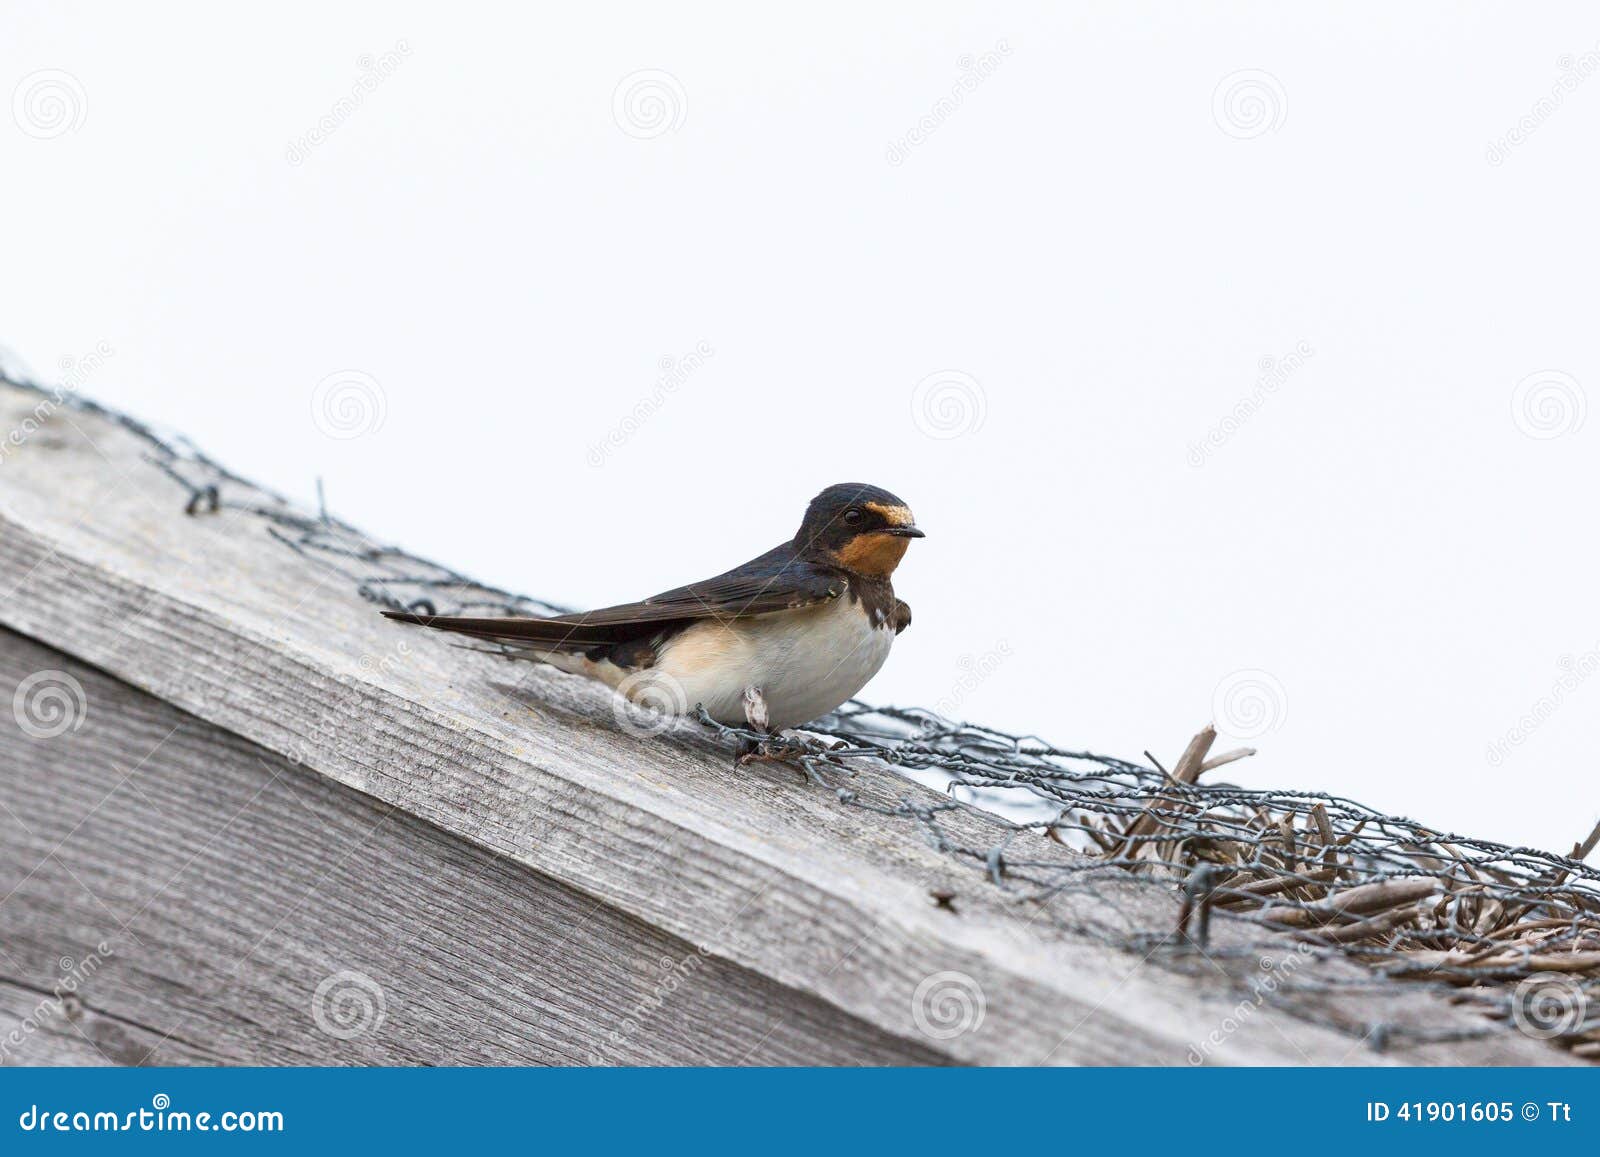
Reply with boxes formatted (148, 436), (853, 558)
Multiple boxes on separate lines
(0, 979), (216, 1067)
(0, 627), (948, 1065)
(0, 380), (1572, 1064)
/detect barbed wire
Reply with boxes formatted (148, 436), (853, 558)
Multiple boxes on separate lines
(5, 368), (1597, 1063)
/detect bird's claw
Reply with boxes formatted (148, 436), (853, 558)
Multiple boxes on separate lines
(733, 733), (813, 778)
(735, 737), (801, 763)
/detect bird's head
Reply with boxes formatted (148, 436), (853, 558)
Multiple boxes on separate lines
(794, 483), (924, 577)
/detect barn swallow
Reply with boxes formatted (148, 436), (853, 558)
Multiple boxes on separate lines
(383, 483), (923, 747)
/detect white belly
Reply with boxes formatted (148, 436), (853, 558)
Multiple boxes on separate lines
(645, 598), (895, 729)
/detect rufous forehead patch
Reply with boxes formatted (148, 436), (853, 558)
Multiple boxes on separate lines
(864, 501), (914, 527)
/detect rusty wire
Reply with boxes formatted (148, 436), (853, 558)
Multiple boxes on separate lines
(6, 368), (1598, 1063)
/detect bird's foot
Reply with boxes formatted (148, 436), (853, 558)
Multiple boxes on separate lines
(736, 733), (797, 763)
(734, 731), (815, 776)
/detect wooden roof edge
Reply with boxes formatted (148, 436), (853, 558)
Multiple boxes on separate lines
(0, 377), (1568, 1066)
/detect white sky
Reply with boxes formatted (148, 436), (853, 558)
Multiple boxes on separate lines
(5, 2), (1599, 856)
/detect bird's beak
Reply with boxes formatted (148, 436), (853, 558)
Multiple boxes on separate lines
(877, 525), (925, 538)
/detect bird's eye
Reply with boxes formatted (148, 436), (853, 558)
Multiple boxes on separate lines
(844, 508), (863, 524)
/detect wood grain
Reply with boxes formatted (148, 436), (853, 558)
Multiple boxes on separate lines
(0, 628), (945, 1065)
(0, 380), (1571, 1065)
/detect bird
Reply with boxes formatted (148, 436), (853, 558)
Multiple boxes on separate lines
(382, 483), (923, 753)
